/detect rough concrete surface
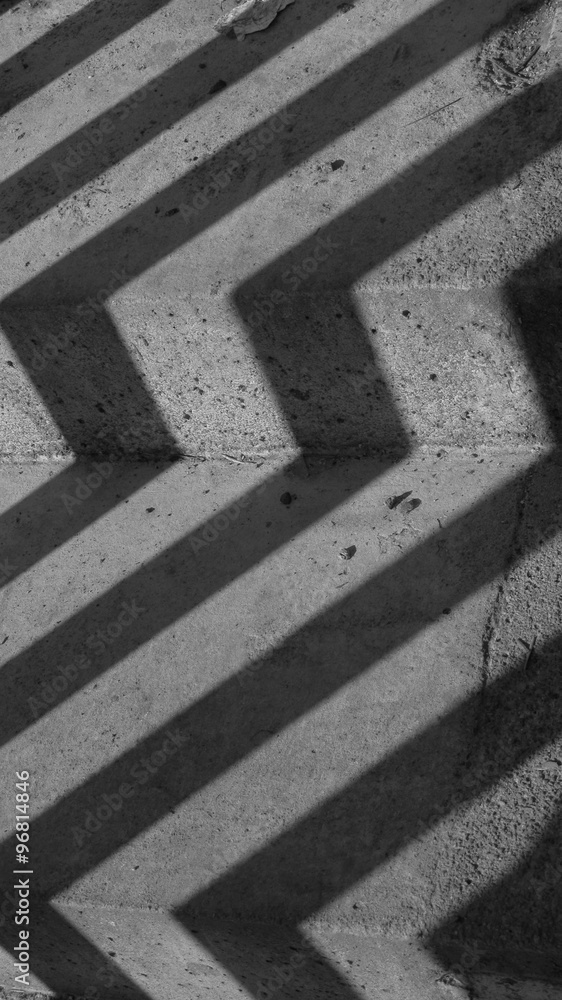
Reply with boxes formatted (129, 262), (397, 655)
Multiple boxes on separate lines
(0, 0), (561, 997)
(0, 287), (558, 461)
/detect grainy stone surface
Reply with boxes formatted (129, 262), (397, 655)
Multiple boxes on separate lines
(0, 0), (561, 995)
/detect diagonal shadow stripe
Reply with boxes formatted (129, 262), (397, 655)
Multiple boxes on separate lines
(0, 48), (556, 657)
(0, 457), (555, 895)
(174, 632), (562, 924)
(0, 71), (559, 753)
(20, 901), (153, 1000)
(0, 57), (556, 633)
(174, 629), (562, 991)
(0, 0), (179, 117)
(0, 460), (181, 583)
(0, 0), (529, 243)
(1, 13), (552, 600)
(0, 0), (25, 15)
(0, 0), (327, 120)
(0, 25), (556, 1000)
(174, 233), (562, 991)
(1, 589), (560, 993)
(0, 306), (180, 459)
(190, 922), (364, 1000)
(6, 64), (560, 307)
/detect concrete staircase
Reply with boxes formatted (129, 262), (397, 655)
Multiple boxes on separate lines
(0, 0), (561, 997)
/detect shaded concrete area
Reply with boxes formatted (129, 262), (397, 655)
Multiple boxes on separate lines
(0, 0), (561, 997)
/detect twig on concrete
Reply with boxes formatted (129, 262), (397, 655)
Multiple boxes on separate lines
(405, 97), (462, 125)
(493, 56), (521, 78)
(221, 453), (244, 464)
(523, 636), (537, 670)
(515, 43), (541, 73)
(518, 635), (537, 669)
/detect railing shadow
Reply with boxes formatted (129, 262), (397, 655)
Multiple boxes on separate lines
(0, 3), (559, 997)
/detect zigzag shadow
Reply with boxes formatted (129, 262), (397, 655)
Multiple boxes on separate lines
(174, 628), (562, 992)
(0, 15), (560, 1000)
(0, 443), (559, 996)
(426, 239), (562, 984)
(1, 60), (559, 605)
(174, 238), (561, 994)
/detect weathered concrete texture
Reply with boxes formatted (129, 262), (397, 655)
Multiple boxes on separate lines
(2, 908), (562, 1000)
(425, 452), (562, 969)
(0, 287), (557, 460)
(1, 0), (561, 995)
(1, 0), (561, 303)
(0, 449), (559, 994)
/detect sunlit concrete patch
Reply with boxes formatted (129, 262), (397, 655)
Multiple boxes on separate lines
(547, 0), (562, 61)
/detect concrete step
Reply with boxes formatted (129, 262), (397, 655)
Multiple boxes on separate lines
(0, 286), (559, 461)
(2, 908), (562, 1000)
(1, 0), (561, 995)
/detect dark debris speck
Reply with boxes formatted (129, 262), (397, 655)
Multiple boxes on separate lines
(209, 80), (228, 94)
(401, 498), (421, 513)
(339, 545), (357, 560)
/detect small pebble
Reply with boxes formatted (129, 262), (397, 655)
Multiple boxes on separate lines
(401, 498), (421, 513)
(339, 545), (356, 560)
(385, 490), (412, 509)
